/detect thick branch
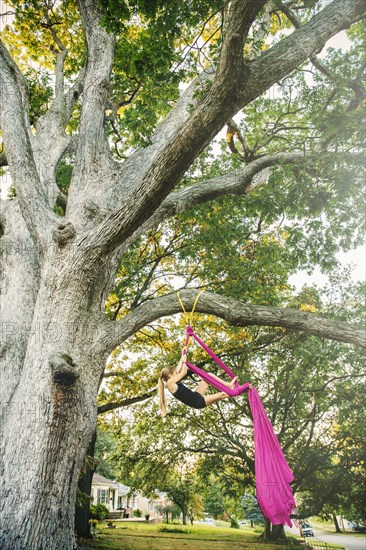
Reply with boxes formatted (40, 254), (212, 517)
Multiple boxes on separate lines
(126, 152), (306, 245)
(275, 0), (365, 97)
(69, 0), (115, 193)
(0, 40), (53, 249)
(97, 389), (155, 415)
(97, 290), (366, 356)
(246, 0), (366, 101)
(31, 64), (85, 208)
(54, 49), (68, 101)
(215, 0), (267, 83)
(0, 198), (9, 225)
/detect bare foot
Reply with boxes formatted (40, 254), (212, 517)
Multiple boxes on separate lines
(228, 377), (238, 390)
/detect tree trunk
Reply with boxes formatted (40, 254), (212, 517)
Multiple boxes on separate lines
(260, 518), (287, 541)
(182, 510), (187, 525)
(263, 518), (272, 540)
(75, 429), (97, 538)
(333, 514), (341, 533)
(271, 524), (286, 541)
(0, 250), (107, 549)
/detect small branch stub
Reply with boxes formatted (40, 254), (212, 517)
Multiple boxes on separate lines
(52, 222), (76, 246)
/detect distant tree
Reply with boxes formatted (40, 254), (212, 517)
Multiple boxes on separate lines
(187, 494), (205, 525)
(204, 482), (226, 519)
(156, 504), (181, 524)
(241, 494), (264, 527)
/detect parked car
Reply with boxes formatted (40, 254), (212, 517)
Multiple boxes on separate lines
(239, 520), (247, 525)
(301, 522), (314, 537)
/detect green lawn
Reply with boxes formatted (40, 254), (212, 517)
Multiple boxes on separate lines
(309, 516), (362, 535)
(80, 521), (300, 550)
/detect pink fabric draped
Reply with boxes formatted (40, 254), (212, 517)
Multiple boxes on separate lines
(184, 325), (296, 526)
(248, 388), (295, 526)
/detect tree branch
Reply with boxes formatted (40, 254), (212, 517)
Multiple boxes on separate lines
(275, 0), (365, 98)
(0, 39), (53, 249)
(66, 0), (115, 220)
(215, 0), (267, 83)
(0, 198), (9, 225)
(31, 60), (85, 209)
(245, 0), (366, 101)
(97, 388), (156, 415)
(97, 290), (366, 356)
(117, 151), (310, 254)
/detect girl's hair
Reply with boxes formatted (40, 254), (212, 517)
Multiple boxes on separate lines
(158, 366), (175, 418)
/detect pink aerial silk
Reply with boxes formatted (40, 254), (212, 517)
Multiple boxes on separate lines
(184, 325), (296, 527)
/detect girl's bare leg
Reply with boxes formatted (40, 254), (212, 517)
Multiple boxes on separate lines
(206, 372), (238, 389)
(195, 380), (210, 396)
(195, 374), (238, 396)
(204, 392), (230, 406)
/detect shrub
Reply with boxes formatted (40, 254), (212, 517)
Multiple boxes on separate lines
(90, 503), (109, 520)
(134, 509), (142, 517)
(158, 526), (190, 534)
(230, 517), (240, 529)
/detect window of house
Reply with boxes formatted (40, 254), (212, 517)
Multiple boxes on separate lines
(97, 489), (109, 505)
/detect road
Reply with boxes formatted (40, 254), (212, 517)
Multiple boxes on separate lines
(285, 525), (366, 550)
(313, 530), (366, 550)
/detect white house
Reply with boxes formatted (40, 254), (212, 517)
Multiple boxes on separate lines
(91, 473), (170, 518)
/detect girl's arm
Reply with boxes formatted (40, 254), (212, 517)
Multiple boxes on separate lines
(166, 351), (188, 392)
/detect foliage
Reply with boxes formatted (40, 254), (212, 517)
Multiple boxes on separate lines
(230, 517), (240, 529)
(94, 430), (118, 480)
(242, 494), (264, 525)
(203, 480), (226, 519)
(90, 503), (110, 521)
(187, 494), (205, 525)
(162, 477), (201, 524)
(155, 504), (181, 524)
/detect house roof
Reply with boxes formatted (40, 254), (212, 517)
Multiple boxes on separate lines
(91, 474), (129, 496)
(92, 473), (118, 487)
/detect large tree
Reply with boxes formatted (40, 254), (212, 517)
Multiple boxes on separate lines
(0, 1), (365, 548)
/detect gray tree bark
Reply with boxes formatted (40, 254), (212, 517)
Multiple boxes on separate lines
(0, 0), (365, 548)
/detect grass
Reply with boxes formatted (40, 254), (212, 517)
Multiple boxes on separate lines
(309, 516), (364, 535)
(80, 521), (299, 550)
(309, 517), (337, 531)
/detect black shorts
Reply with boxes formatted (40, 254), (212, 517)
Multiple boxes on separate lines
(173, 383), (206, 409)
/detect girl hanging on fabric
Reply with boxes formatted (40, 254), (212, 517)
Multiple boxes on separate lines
(157, 317), (296, 527)
(158, 348), (245, 418)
